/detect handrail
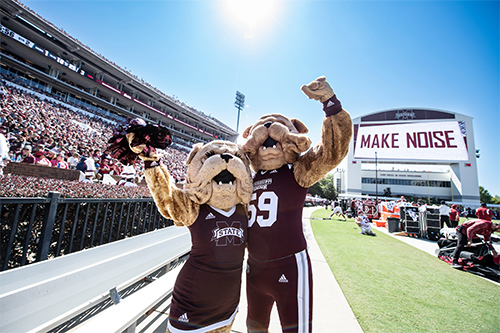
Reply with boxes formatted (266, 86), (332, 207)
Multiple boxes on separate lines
(0, 192), (174, 271)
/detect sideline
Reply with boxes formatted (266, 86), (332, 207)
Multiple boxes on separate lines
(302, 207), (364, 332)
(372, 224), (500, 287)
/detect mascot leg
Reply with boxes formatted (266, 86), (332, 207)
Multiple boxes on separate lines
(246, 288), (273, 332)
(246, 260), (275, 332)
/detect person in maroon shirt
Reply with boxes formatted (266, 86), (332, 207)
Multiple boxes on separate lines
(98, 157), (111, 175)
(34, 150), (51, 166)
(449, 204), (460, 228)
(51, 153), (69, 169)
(475, 203), (495, 221)
(20, 145), (35, 164)
(451, 220), (500, 269)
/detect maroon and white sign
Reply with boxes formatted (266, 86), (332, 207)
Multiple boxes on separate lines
(354, 121), (468, 161)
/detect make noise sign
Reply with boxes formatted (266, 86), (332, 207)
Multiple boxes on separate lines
(354, 121), (468, 161)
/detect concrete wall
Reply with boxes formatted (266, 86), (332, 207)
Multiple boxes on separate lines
(4, 162), (81, 181)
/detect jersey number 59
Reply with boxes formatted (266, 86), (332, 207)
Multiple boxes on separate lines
(248, 191), (278, 227)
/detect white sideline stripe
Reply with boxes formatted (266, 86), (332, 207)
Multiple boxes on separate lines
(295, 249), (310, 333)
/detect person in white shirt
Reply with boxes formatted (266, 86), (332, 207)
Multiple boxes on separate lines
(85, 155), (96, 173)
(67, 152), (80, 169)
(0, 130), (10, 175)
(330, 205), (347, 221)
(439, 201), (452, 228)
(418, 202), (428, 213)
(355, 211), (376, 236)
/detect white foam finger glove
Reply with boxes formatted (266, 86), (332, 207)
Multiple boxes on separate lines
(301, 76), (334, 103)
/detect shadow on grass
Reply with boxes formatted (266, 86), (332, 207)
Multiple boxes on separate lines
(311, 209), (500, 333)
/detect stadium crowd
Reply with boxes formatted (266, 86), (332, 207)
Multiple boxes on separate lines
(0, 175), (152, 198)
(0, 80), (189, 198)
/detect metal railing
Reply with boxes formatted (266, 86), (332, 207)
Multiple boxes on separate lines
(0, 192), (173, 271)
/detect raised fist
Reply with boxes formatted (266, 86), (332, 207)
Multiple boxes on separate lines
(126, 132), (160, 162)
(301, 76), (334, 103)
(107, 118), (172, 165)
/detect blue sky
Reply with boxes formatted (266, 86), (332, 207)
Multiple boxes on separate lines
(20, 0), (499, 196)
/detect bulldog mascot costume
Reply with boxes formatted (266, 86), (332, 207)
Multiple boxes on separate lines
(107, 120), (253, 333)
(241, 76), (353, 332)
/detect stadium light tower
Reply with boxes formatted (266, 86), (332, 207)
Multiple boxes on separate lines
(234, 91), (245, 132)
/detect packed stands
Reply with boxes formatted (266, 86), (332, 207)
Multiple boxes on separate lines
(1, 81), (114, 155)
(0, 175), (152, 198)
(1, 78), (189, 197)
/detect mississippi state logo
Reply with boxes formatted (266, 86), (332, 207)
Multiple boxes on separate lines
(211, 221), (244, 246)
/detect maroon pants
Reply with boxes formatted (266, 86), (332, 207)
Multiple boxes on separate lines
(246, 249), (313, 333)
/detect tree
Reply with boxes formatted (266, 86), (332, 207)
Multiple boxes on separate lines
(479, 186), (493, 203)
(307, 174), (338, 201)
(383, 187), (392, 197)
(320, 174), (338, 201)
(307, 182), (323, 198)
(492, 195), (500, 205)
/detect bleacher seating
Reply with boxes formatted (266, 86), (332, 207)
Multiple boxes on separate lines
(0, 226), (190, 332)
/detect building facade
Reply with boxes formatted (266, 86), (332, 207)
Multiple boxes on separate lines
(336, 108), (480, 204)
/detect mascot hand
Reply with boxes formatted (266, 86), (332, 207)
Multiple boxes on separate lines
(126, 132), (160, 162)
(107, 118), (171, 166)
(301, 76), (334, 103)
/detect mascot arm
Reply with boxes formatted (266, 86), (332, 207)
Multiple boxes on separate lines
(107, 119), (198, 226)
(295, 86), (353, 188)
(144, 163), (199, 227)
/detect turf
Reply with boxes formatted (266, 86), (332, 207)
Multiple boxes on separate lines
(311, 209), (500, 333)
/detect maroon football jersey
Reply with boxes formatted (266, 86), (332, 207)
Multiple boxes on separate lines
(168, 204), (247, 331)
(247, 164), (308, 261)
(189, 204), (247, 269)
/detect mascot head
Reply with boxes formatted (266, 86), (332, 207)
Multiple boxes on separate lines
(183, 140), (253, 211)
(242, 114), (312, 172)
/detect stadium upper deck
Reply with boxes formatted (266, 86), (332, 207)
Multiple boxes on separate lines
(0, 0), (238, 149)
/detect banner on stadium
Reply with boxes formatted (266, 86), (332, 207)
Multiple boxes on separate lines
(354, 121), (468, 161)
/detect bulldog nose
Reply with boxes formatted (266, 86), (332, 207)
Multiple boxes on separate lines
(220, 153), (233, 163)
(264, 122), (272, 128)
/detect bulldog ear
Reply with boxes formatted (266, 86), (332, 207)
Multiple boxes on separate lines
(291, 119), (309, 134)
(186, 143), (203, 165)
(242, 125), (253, 139)
(238, 146), (252, 166)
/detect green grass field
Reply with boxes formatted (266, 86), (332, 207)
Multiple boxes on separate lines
(311, 209), (500, 333)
